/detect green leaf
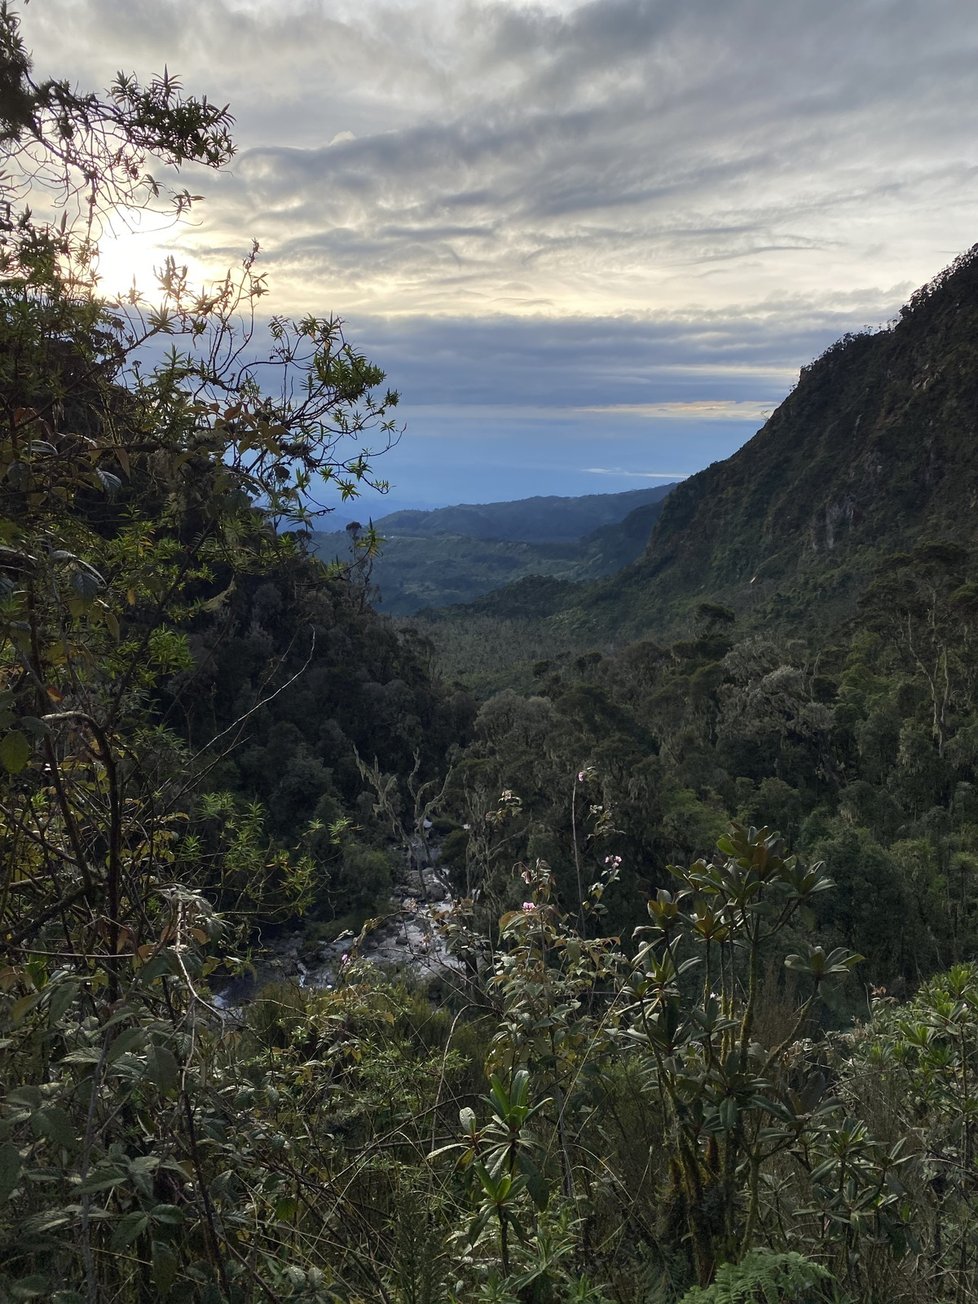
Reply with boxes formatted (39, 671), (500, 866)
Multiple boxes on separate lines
(111, 1210), (149, 1250)
(0, 1141), (22, 1201)
(7, 1086), (42, 1109)
(138, 953), (175, 985)
(107, 1026), (146, 1063)
(10, 1276), (51, 1299)
(149, 1203), (184, 1228)
(0, 729), (30, 773)
(719, 1097), (739, 1131)
(427, 1141), (464, 1162)
(22, 1208), (74, 1234)
(62, 1048), (104, 1065)
(75, 1165), (127, 1194)
(34, 1106), (77, 1150)
(129, 1155), (160, 1176)
(46, 980), (79, 1024)
(468, 1208), (493, 1244)
(9, 991), (43, 1025)
(146, 1045), (180, 1093)
(524, 1162), (549, 1211)
(152, 1240), (179, 1297)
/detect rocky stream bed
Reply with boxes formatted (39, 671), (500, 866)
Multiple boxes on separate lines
(213, 838), (462, 1009)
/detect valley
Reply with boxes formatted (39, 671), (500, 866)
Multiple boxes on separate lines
(307, 484), (673, 615)
(3, 9), (978, 1299)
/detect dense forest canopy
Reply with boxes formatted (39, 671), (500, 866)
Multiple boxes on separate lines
(1, 7), (977, 1303)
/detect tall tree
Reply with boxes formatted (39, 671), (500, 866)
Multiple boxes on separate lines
(0, 7), (401, 1296)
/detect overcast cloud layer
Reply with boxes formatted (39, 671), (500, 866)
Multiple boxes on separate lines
(26, 0), (978, 506)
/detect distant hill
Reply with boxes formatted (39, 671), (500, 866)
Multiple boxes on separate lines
(370, 485), (674, 543)
(308, 485), (676, 615)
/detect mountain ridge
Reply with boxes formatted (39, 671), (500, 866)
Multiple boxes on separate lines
(367, 484), (674, 543)
(613, 247), (978, 634)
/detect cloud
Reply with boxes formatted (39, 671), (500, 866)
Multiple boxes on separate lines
(585, 468), (689, 479)
(343, 302), (895, 411)
(579, 400), (774, 421)
(30, 0), (978, 318)
(22, 1), (978, 502)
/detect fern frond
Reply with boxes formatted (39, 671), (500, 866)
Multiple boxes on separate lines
(677, 1248), (833, 1304)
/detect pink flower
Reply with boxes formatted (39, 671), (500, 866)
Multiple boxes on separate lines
(604, 854), (623, 870)
(522, 901), (535, 912)
(577, 771), (586, 783)
(340, 953), (350, 966)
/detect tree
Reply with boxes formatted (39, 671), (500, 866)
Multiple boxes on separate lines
(0, 7), (402, 1296)
(624, 824), (864, 1285)
(859, 543), (978, 761)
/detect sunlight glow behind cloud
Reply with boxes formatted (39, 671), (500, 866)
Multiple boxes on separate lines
(94, 211), (210, 299)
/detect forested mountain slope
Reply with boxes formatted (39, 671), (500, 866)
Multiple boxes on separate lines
(596, 246), (978, 635)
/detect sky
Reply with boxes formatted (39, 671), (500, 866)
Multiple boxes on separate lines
(24, 0), (978, 512)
